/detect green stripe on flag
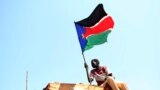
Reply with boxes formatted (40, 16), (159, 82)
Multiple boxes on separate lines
(84, 30), (111, 51)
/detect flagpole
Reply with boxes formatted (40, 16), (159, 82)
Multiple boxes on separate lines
(82, 53), (91, 84)
(74, 21), (91, 84)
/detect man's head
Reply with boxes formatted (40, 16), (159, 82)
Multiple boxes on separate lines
(91, 59), (99, 68)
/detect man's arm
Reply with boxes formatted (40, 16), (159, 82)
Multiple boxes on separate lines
(103, 66), (115, 79)
(84, 62), (93, 83)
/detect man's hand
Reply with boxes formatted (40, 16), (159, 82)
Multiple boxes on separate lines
(89, 78), (93, 83)
(84, 62), (88, 69)
(108, 73), (115, 79)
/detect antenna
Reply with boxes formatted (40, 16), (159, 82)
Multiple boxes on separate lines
(26, 71), (28, 90)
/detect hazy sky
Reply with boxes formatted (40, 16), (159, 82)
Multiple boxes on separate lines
(0, 0), (160, 90)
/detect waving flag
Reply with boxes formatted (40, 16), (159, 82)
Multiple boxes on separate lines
(75, 4), (114, 53)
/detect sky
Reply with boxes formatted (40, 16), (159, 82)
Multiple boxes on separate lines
(0, 0), (160, 90)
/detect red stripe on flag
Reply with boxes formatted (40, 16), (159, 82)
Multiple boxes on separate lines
(84, 16), (114, 38)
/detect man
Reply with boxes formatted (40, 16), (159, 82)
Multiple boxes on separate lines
(85, 59), (121, 90)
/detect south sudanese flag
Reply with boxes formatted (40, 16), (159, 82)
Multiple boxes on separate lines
(75, 4), (114, 53)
